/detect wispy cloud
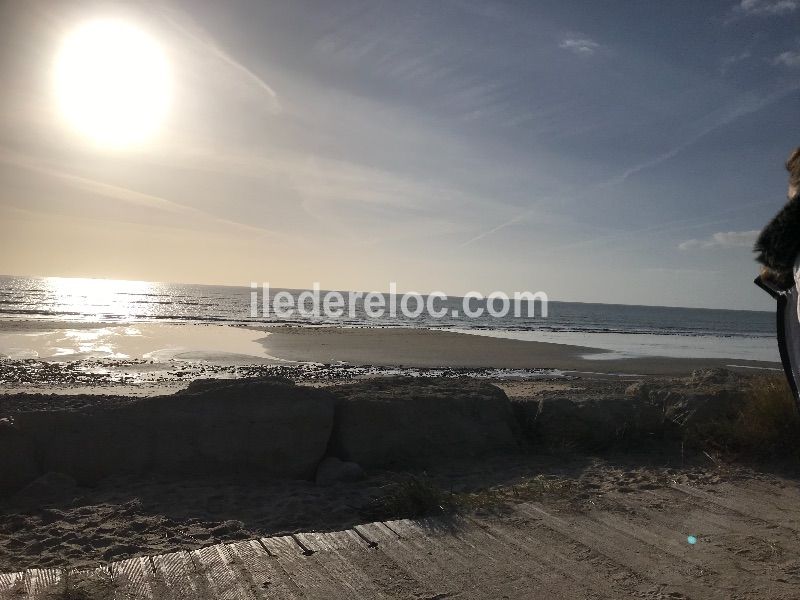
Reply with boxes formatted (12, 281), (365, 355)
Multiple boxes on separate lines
(0, 147), (283, 238)
(737, 0), (799, 14)
(458, 211), (532, 247)
(774, 49), (800, 67)
(152, 5), (281, 113)
(609, 84), (800, 186)
(559, 36), (600, 56)
(678, 230), (759, 250)
(460, 79), (799, 249)
(720, 50), (752, 74)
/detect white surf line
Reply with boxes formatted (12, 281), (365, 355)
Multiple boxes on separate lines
(563, 370), (647, 377)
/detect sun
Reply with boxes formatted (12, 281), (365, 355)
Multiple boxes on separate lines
(54, 19), (172, 148)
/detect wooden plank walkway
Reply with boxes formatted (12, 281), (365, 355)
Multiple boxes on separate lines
(1, 479), (798, 599)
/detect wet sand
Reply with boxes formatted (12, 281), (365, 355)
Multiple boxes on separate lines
(0, 320), (781, 378)
(0, 321), (278, 364)
(257, 326), (780, 375)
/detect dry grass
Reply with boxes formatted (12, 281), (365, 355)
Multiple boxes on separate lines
(360, 475), (458, 521)
(361, 473), (578, 521)
(456, 475), (576, 513)
(697, 376), (800, 460)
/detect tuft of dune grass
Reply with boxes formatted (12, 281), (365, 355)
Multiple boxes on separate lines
(696, 376), (800, 460)
(360, 473), (578, 521)
(360, 475), (458, 521)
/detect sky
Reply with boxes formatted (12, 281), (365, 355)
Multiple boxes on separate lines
(0, 0), (798, 310)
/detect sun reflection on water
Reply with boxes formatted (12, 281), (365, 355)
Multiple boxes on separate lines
(45, 277), (156, 321)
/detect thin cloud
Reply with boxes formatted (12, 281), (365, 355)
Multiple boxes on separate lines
(678, 230), (759, 250)
(152, 5), (281, 113)
(459, 211), (532, 247)
(460, 82), (799, 248)
(0, 148), (281, 238)
(608, 84), (800, 185)
(559, 36), (600, 56)
(737, 0), (798, 14)
(720, 50), (751, 75)
(774, 49), (800, 67)
(545, 200), (773, 255)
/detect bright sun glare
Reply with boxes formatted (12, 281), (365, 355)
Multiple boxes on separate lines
(54, 19), (171, 148)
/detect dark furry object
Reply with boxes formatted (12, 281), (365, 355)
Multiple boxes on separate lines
(753, 148), (800, 290)
(788, 147), (800, 198)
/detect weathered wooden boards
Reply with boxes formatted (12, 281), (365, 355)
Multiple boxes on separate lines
(2, 478), (799, 599)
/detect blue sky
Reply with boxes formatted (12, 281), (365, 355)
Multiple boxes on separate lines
(0, 0), (798, 309)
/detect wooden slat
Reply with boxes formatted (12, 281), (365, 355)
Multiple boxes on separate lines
(417, 516), (582, 600)
(0, 572), (25, 599)
(672, 483), (800, 533)
(454, 512), (633, 599)
(465, 513), (636, 599)
(601, 494), (797, 596)
(81, 566), (116, 599)
(0, 571), (22, 588)
(19, 567), (112, 600)
(715, 481), (800, 528)
(517, 503), (728, 599)
(583, 505), (798, 596)
(260, 535), (353, 599)
(646, 487), (761, 530)
(357, 520), (479, 598)
(225, 539), (303, 600)
(258, 535), (299, 557)
(191, 544), (256, 600)
(2, 482), (798, 600)
(353, 521), (397, 543)
(152, 550), (212, 599)
(651, 485), (800, 571)
(738, 477), (800, 504)
(295, 531), (389, 599)
(383, 517), (577, 600)
(25, 568), (62, 600)
(304, 528), (432, 599)
(642, 488), (793, 562)
(356, 521), (457, 596)
(296, 529), (369, 553)
(111, 556), (157, 600)
(590, 510), (720, 573)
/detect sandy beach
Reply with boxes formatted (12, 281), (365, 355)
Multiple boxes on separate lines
(256, 325), (780, 375)
(0, 320), (793, 593)
(0, 321), (782, 396)
(2, 1), (795, 594)
(1, 366), (797, 581)
(0, 449), (787, 575)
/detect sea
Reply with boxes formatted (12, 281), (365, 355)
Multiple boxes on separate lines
(0, 274), (779, 362)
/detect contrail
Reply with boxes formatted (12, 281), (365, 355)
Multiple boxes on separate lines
(0, 148), (279, 237)
(461, 83), (800, 247)
(605, 86), (797, 187)
(459, 210), (533, 247)
(152, 4), (280, 112)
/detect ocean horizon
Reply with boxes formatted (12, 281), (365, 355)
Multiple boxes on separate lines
(0, 274), (778, 362)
